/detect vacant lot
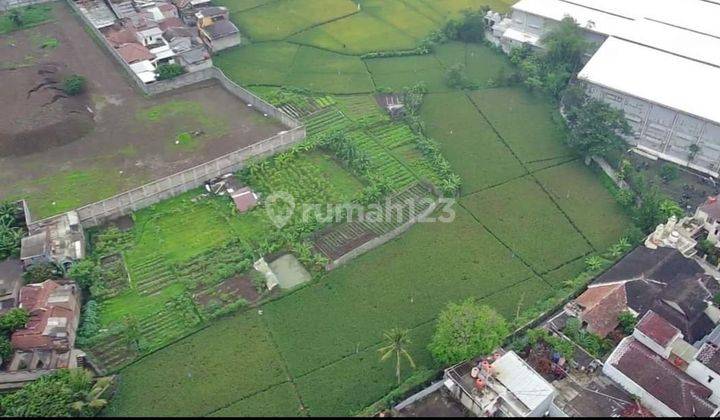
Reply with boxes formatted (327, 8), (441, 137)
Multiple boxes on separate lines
(96, 0), (634, 416)
(0, 2), (283, 220)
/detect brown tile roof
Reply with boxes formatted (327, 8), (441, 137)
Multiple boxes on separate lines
(575, 283), (628, 337)
(699, 195), (720, 221)
(104, 26), (138, 47)
(231, 187), (258, 213)
(117, 43), (154, 64)
(11, 280), (80, 352)
(636, 310), (680, 347)
(609, 337), (716, 417)
(158, 17), (184, 31)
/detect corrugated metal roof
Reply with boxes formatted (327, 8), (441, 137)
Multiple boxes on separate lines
(578, 37), (720, 124)
(492, 351), (555, 412)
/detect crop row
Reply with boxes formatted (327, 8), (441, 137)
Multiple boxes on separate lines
(348, 130), (416, 190)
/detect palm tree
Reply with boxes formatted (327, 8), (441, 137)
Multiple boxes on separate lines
(378, 328), (415, 385)
(70, 374), (113, 415)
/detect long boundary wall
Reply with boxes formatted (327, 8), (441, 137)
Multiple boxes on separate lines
(0, 0), (52, 11)
(30, 126), (305, 229)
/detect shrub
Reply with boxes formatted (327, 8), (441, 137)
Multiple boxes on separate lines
(443, 9), (488, 43)
(68, 259), (101, 291)
(23, 262), (58, 284)
(429, 299), (508, 365)
(76, 300), (101, 346)
(156, 63), (185, 80)
(0, 336), (11, 362)
(0, 201), (22, 261)
(617, 311), (636, 335)
(0, 308), (29, 333)
(62, 74), (86, 96)
(660, 164), (679, 183)
(444, 63), (474, 89)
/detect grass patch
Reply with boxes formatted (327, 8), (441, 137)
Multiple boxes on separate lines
(208, 382), (303, 417)
(104, 313), (289, 416)
(0, 4), (53, 34)
(214, 41), (299, 86)
(469, 88), (570, 162)
(534, 161), (634, 250)
(233, 0), (358, 41)
(262, 206), (534, 377)
(421, 92), (526, 193)
(460, 175), (593, 273)
(366, 54), (447, 92)
(290, 12), (417, 55)
(361, 0), (439, 40)
(285, 46), (374, 93)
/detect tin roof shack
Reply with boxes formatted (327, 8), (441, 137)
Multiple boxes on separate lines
(444, 351), (556, 417)
(8, 280), (82, 374)
(20, 212), (85, 271)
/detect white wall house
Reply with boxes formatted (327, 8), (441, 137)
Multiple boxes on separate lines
(495, 0), (720, 177)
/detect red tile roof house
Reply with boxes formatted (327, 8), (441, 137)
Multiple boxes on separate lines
(116, 42), (155, 65)
(569, 282), (628, 338)
(11, 280), (81, 355)
(603, 311), (720, 416)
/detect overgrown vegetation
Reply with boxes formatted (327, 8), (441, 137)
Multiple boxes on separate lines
(0, 369), (112, 417)
(563, 317), (612, 358)
(156, 63), (185, 80)
(0, 202), (22, 261)
(0, 4), (53, 34)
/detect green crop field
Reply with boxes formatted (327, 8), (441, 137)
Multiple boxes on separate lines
(93, 0), (636, 416)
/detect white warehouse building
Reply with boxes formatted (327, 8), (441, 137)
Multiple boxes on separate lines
(493, 0), (720, 177)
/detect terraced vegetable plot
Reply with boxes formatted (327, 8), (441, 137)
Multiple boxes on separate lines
(348, 130), (417, 190)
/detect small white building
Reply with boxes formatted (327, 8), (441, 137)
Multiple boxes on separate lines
(444, 351), (556, 417)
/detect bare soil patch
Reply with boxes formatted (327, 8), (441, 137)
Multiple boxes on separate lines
(0, 2), (284, 219)
(194, 275), (261, 309)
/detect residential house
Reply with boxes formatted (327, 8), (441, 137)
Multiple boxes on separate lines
(20, 212), (85, 271)
(195, 6), (241, 52)
(173, 0), (212, 25)
(695, 195), (720, 246)
(162, 26), (212, 72)
(440, 351), (555, 417)
(569, 246), (719, 344)
(604, 311), (720, 416)
(9, 280), (82, 372)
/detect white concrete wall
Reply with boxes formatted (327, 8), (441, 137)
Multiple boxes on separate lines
(586, 83), (720, 177)
(687, 360), (720, 405)
(632, 329), (674, 359)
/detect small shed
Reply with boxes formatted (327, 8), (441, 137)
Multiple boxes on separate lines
(231, 187), (259, 213)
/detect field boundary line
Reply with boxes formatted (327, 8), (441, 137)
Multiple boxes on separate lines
(465, 93), (597, 252)
(458, 201), (552, 287)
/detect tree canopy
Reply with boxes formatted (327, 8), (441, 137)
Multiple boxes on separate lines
(429, 299), (508, 365)
(563, 87), (631, 158)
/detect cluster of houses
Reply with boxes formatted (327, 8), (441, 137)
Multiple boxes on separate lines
(394, 193), (720, 417)
(0, 211), (85, 389)
(75, 0), (241, 83)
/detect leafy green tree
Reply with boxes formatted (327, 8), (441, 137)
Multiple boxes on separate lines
(122, 316), (143, 352)
(23, 262), (58, 284)
(0, 336), (12, 362)
(378, 328), (416, 385)
(0, 201), (22, 261)
(156, 63), (185, 80)
(68, 259), (101, 291)
(0, 308), (29, 333)
(541, 17), (590, 74)
(564, 93), (631, 158)
(0, 369), (105, 417)
(62, 74), (86, 96)
(617, 311), (637, 335)
(444, 63), (473, 89)
(429, 299), (508, 365)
